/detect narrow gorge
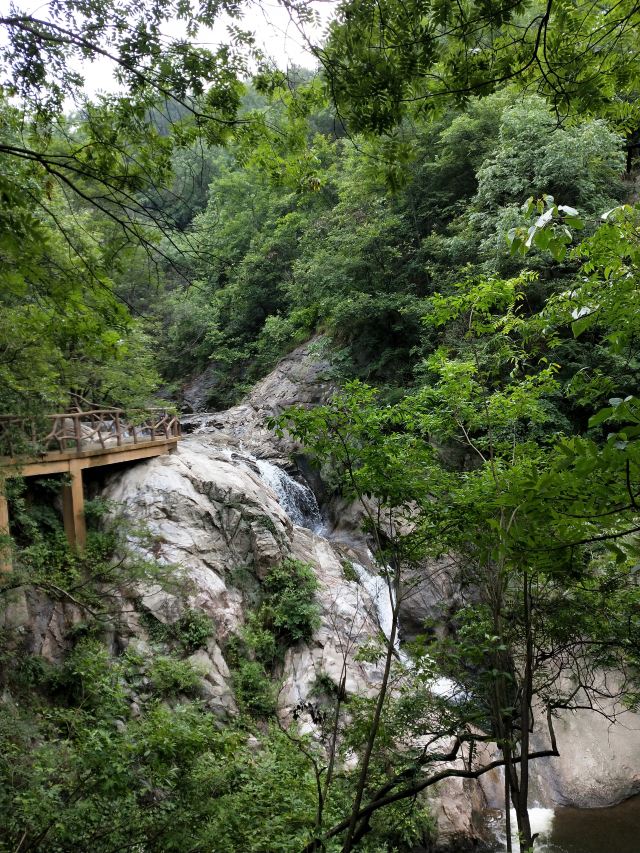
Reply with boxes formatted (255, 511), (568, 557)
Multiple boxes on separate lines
(3, 10), (640, 847)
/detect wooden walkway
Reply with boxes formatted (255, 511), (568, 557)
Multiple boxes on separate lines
(0, 408), (180, 566)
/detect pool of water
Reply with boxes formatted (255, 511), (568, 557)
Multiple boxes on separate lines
(489, 795), (640, 852)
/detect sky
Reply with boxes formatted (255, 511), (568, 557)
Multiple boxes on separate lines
(0, 0), (335, 98)
(79, 0), (333, 96)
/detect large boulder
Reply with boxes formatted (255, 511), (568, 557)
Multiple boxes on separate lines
(102, 437), (386, 704)
(530, 700), (640, 808)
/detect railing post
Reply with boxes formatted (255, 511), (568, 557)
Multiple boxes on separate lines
(74, 414), (82, 451)
(0, 485), (12, 573)
(114, 411), (122, 446)
(61, 460), (86, 551)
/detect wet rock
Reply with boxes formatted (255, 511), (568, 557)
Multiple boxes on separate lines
(398, 557), (460, 642)
(529, 698), (640, 808)
(180, 337), (334, 460)
(427, 776), (493, 852)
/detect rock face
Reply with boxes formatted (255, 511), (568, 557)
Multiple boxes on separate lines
(181, 337), (334, 463)
(480, 696), (640, 813)
(102, 437), (386, 718)
(0, 587), (84, 664)
(99, 431), (490, 848)
(529, 699), (640, 808)
(397, 557), (461, 643)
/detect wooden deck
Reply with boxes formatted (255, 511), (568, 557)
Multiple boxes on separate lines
(0, 408), (180, 567)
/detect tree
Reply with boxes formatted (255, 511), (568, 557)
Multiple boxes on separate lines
(279, 235), (640, 847)
(0, 0), (256, 238)
(0, 111), (160, 415)
(278, 384), (550, 851)
(0, 0), (283, 417)
(308, 0), (640, 158)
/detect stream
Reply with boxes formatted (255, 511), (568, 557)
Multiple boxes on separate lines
(488, 795), (640, 852)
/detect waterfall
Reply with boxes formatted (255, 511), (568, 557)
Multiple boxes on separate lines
(489, 805), (555, 852)
(218, 442), (458, 695)
(352, 562), (419, 671)
(202, 443), (325, 532)
(352, 563), (396, 645)
(351, 562), (460, 696)
(255, 459), (325, 533)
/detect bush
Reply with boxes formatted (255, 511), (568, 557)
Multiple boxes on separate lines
(261, 559), (321, 645)
(175, 609), (215, 652)
(341, 559), (360, 583)
(232, 660), (277, 717)
(148, 656), (202, 696)
(229, 560), (320, 716)
(140, 608), (214, 653)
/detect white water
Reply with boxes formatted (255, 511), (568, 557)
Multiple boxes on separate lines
(352, 562), (461, 697)
(490, 807), (555, 852)
(202, 442), (325, 533)
(255, 458), (325, 533)
(352, 562), (397, 647)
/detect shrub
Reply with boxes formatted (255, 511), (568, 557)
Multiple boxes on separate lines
(148, 656), (202, 697)
(232, 660), (277, 717)
(341, 559), (360, 583)
(140, 608), (214, 653)
(175, 609), (214, 652)
(229, 560), (320, 716)
(261, 559), (321, 645)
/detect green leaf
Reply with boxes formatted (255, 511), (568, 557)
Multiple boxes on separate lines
(588, 406), (615, 428)
(571, 312), (594, 337)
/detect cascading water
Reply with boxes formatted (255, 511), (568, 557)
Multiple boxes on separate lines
(201, 443), (325, 533)
(489, 807), (555, 852)
(352, 562), (396, 647)
(255, 458), (325, 533)
(352, 562), (458, 696)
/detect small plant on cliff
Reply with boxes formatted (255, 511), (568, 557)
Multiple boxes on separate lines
(262, 559), (321, 645)
(140, 608), (214, 654)
(228, 559), (321, 718)
(232, 659), (278, 717)
(237, 557), (321, 667)
(148, 655), (203, 697)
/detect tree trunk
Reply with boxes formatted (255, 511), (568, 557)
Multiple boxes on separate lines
(512, 571), (535, 852)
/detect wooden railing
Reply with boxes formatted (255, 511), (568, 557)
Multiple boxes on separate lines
(0, 408), (181, 458)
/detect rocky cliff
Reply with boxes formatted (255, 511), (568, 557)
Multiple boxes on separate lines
(5, 340), (640, 851)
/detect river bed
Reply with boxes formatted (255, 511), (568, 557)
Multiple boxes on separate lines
(489, 794), (640, 852)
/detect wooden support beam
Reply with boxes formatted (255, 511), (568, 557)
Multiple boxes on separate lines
(61, 460), (86, 551)
(0, 488), (11, 573)
(0, 413), (180, 564)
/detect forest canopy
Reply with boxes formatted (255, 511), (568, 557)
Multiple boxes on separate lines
(1, 0), (638, 413)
